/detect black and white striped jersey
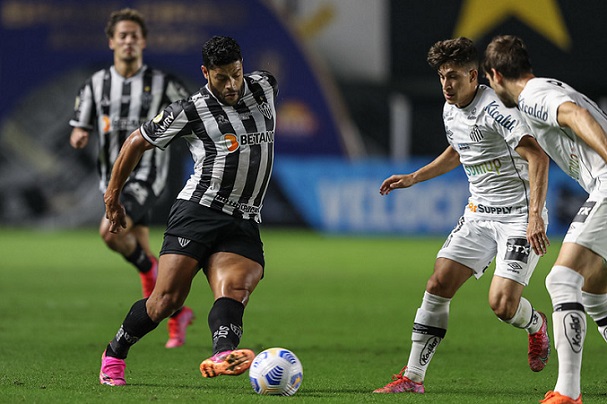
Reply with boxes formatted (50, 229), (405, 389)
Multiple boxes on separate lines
(70, 65), (189, 196)
(140, 70), (278, 222)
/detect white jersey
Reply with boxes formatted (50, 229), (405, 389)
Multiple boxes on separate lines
(444, 85), (545, 222)
(518, 78), (607, 197)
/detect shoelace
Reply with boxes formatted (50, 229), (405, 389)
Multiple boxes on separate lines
(385, 366), (412, 386)
(529, 332), (546, 357)
(390, 366), (407, 380)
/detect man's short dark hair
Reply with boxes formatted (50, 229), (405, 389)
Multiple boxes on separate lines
(482, 35), (533, 79)
(105, 8), (147, 39)
(202, 36), (242, 69)
(427, 37), (478, 71)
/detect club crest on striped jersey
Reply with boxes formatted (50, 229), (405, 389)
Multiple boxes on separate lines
(257, 101), (273, 120)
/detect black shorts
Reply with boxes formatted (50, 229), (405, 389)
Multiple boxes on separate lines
(119, 180), (157, 226)
(160, 199), (265, 270)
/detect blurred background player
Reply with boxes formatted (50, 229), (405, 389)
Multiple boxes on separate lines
(484, 34), (607, 404)
(98, 35), (278, 386)
(374, 37), (551, 394)
(69, 8), (193, 348)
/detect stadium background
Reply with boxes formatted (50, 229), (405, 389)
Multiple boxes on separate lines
(1, 0), (605, 235)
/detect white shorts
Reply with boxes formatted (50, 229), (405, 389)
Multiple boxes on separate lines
(564, 196), (607, 260)
(437, 217), (542, 286)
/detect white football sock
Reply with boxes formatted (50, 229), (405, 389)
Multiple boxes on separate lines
(582, 291), (607, 343)
(504, 297), (542, 334)
(545, 265), (585, 400)
(406, 292), (450, 383)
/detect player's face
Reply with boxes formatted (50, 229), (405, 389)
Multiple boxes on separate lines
(437, 63), (477, 108)
(203, 61), (244, 106)
(109, 21), (146, 63)
(485, 72), (518, 108)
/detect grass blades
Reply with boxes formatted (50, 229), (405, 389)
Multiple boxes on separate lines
(1, 228), (606, 403)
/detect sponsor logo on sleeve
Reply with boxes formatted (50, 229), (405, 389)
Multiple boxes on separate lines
(153, 111), (175, 135)
(518, 99), (549, 121)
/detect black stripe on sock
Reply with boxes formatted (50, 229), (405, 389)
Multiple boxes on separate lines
(413, 322), (447, 338)
(554, 302), (585, 312)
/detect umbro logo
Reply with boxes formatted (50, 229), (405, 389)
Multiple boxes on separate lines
(507, 262), (522, 273)
(178, 237), (191, 248)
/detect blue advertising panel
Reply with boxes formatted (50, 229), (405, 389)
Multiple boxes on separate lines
(274, 157), (586, 236)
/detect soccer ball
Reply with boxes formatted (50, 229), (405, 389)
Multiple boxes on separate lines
(249, 347), (303, 396)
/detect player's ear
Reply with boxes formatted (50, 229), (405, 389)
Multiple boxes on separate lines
(469, 68), (478, 83)
(490, 68), (502, 83)
(201, 65), (208, 79)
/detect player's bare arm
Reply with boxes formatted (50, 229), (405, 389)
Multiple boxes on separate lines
(380, 146), (460, 195)
(70, 127), (90, 149)
(104, 129), (154, 233)
(514, 135), (550, 256)
(557, 101), (607, 164)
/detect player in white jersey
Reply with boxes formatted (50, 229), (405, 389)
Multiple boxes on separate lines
(374, 37), (551, 394)
(98, 36), (278, 386)
(484, 34), (607, 404)
(69, 8), (193, 349)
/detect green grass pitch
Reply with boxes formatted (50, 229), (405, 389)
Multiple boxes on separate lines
(1, 228), (606, 403)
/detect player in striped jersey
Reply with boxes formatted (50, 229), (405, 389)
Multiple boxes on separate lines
(484, 34), (607, 404)
(374, 37), (551, 394)
(98, 36), (278, 386)
(69, 9), (193, 349)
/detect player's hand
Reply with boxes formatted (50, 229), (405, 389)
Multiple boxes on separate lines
(379, 174), (415, 195)
(70, 129), (89, 149)
(103, 191), (127, 233)
(526, 215), (549, 256)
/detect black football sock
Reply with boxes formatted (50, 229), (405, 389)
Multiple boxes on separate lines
(125, 243), (153, 273)
(208, 297), (245, 354)
(106, 299), (159, 359)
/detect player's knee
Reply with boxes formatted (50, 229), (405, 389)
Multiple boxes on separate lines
(489, 294), (517, 320)
(147, 292), (185, 321)
(546, 266), (585, 304)
(545, 266), (584, 294)
(425, 276), (453, 297)
(545, 269), (558, 295)
(100, 227), (119, 249)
